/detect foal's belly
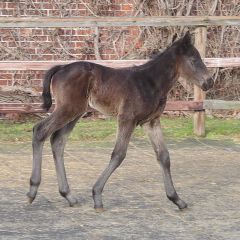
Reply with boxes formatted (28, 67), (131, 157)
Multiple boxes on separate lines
(88, 95), (118, 117)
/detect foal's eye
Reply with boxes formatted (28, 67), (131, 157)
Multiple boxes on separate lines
(190, 59), (196, 67)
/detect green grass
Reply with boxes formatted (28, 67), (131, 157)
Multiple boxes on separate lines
(0, 117), (239, 143)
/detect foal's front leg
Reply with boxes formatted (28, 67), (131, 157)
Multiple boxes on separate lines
(144, 119), (187, 209)
(92, 117), (136, 212)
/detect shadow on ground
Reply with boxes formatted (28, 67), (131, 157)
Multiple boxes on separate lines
(0, 138), (240, 240)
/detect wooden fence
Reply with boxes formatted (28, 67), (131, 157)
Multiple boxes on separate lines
(0, 16), (240, 136)
(0, 16), (239, 28)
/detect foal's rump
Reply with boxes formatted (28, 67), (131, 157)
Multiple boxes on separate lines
(42, 61), (96, 113)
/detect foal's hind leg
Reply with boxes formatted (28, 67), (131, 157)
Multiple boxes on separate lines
(92, 117), (136, 212)
(143, 118), (187, 210)
(27, 109), (78, 204)
(50, 116), (80, 206)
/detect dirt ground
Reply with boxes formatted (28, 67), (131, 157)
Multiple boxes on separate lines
(0, 137), (240, 240)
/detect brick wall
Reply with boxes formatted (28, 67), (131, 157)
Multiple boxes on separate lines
(0, 0), (140, 90)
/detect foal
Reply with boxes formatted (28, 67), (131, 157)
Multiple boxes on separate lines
(27, 32), (213, 211)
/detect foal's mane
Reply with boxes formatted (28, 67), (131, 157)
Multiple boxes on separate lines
(129, 38), (181, 72)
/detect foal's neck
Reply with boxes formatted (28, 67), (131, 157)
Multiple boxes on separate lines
(148, 46), (179, 95)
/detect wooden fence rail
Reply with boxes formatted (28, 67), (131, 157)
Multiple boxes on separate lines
(0, 16), (239, 28)
(0, 58), (239, 70)
(0, 102), (204, 113)
(1, 100), (240, 114)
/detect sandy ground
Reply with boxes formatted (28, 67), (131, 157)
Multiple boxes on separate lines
(0, 138), (240, 240)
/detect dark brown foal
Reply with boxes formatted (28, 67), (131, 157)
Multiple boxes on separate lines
(27, 31), (213, 211)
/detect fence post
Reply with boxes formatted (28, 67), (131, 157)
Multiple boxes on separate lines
(193, 27), (207, 136)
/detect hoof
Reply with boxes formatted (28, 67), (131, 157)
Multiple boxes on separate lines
(177, 200), (188, 210)
(95, 207), (104, 213)
(69, 200), (79, 207)
(27, 193), (35, 204)
(66, 194), (78, 207)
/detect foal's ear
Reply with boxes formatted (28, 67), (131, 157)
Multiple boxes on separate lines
(181, 31), (192, 49)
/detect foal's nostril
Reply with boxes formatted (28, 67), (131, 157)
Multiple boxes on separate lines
(208, 77), (214, 88)
(202, 78), (214, 91)
(202, 82), (208, 91)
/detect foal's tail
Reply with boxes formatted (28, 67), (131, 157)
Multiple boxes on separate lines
(42, 65), (62, 111)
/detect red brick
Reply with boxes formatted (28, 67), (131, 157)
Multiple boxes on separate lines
(32, 36), (48, 41)
(42, 55), (54, 60)
(36, 73), (44, 79)
(114, 11), (124, 16)
(1, 9), (13, 15)
(43, 3), (53, 9)
(29, 55), (40, 60)
(102, 55), (111, 60)
(110, 5), (121, 10)
(87, 55), (96, 60)
(32, 29), (43, 35)
(2, 35), (14, 41)
(20, 29), (32, 36)
(0, 80), (8, 85)
(7, 2), (16, 8)
(31, 80), (42, 86)
(38, 10), (48, 16)
(13, 74), (23, 79)
(51, 42), (61, 48)
(31, 2), (41, 8)
(74, 48), (85, 54)
(19, 9), (26, 15)
(26, 10), (38, 15)
(8, 42), (17, 47)
(130, 27), (140, 35)
(66, 42), (76, 48)
(0, 29), (8, 34)
(49, 9), (61, 16)
(64, 29), (73, 35)
(26, 8), (45, 15)
(0, 3), (6, 8)
(69, 3), (77, 9)
(121, 4), (133, 11)
(135, 40), (143, 49)
(111, 0), (124, 3)
(77, 4), (86, 10)
(53, 55), (62, 60)
(75, 29), (92, 36)
(104, 49), (115, 54)
(25, 49), (36, 54)
(42, 29), (50, 35)
(75, 42), (84, 48)
(1, 73), (12, 79)
(19, 41), (31, 48)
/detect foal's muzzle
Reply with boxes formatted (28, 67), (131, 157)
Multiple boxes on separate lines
(201, 77), (214, 91)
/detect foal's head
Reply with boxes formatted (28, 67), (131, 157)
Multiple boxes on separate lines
(176, 31), (214, 91)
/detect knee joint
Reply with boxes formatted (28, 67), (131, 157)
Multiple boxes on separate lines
(157, 150), (170, 168)
(32, 123), (45, 142)
(50, 133), (62, 147)
(111, 151), (126, 167)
